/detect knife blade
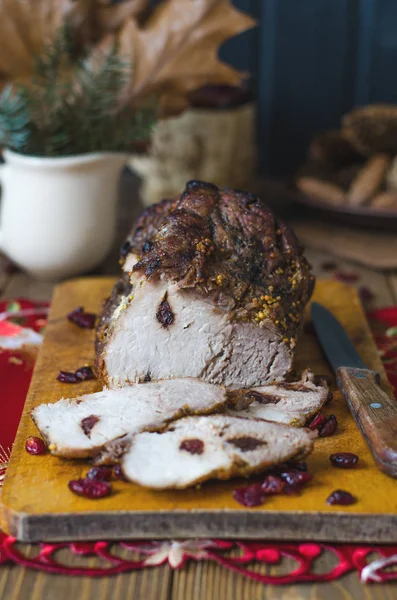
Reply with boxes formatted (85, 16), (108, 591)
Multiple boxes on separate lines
(311, 301), (397, 479)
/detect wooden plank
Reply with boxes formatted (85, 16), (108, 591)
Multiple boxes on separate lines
(1, 277), (397, 543)
(171, 546), (397, 600)
(0, 553), (172, 600)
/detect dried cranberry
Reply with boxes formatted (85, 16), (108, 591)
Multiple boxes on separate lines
(81, 415), (100, 437)
(233, 484), (264, 507)
(179, 439), (204, 455)
(260, 475), (285, 494)
(75, 366), (96, 381)
(280, 471), (313, 488)
(25, 436), (46, 455)
(319, 414), (338, 437)
(86, 466), (113, 482)
(326, 391), (334, 403)
(307, 413), (326, 430)
(321, 261), (337, 271)
(68, 478), (111, 499)
(57, 370), (78, 383)
(326, 489), (356, 506)
(67, 307), (97, 329)
(330, 453), (358, 468)
(113, 464), (127, 481)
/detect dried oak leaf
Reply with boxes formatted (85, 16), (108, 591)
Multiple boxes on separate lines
(67, 0), (149, 45)
(102, 0), (256, 114)
(343, 104), (397, 156)
(0, 0), (73, 83)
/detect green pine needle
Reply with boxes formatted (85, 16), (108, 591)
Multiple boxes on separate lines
(0, 27), (155, 157)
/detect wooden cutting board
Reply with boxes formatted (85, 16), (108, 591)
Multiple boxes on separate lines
(1, 278), (396, 543)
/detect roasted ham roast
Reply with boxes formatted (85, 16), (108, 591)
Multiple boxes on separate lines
(95, 181), (315, 389)
(121, 414), (315, 489)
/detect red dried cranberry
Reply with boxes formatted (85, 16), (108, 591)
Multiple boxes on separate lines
(280, 471), (313, 488)
(67, 307), (97, 329)
(319, 414), (338, 437)
(75, 366), (96, 381)
(86, 466), (113, 482)
(307, 413), (326, 430)
(57, 370), (78, 383)
(25, 436), (46, 455)
(330, 453), (358, 468)
(260, 475), (285, 494)
(326, 489), (356, 506)
(179, 439), (204, 455)
(233, 484), (264, 507)
(113, 464), (127, 481)
(68, 478), (111, 499)
(326, 391), (334, 403)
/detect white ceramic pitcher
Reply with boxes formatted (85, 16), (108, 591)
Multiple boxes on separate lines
(0, 150), (128, 280)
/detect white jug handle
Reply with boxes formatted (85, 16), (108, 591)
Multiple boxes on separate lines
(0, 162), (7, 251)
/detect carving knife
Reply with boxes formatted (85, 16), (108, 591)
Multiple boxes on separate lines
(311, 301), (397, 479)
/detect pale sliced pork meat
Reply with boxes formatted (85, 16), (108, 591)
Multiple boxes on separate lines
(121, 414), (315, 489)
(96, 181), (315, 389)
(32, 379), (227, 459)
(227, 370), (330, 425)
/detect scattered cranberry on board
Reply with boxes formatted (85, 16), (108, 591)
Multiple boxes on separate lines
(330, 453), (358, 468)
(25, 436), (46, 455)
(67, 307), (97, 329)
(319, 415), (338, 437)
(86, 466), (113, 482)
(326, 490), (357, 506)
(68, 478), (111, 499)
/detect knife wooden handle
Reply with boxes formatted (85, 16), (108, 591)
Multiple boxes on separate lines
(337, 367), (397, 478)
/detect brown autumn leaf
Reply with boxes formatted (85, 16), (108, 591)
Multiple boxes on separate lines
(0, 0), (73, 82)
(108, 0), (256, 114)
(67, 0), (149, 45)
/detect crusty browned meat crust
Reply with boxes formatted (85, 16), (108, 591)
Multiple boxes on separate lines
(127, 181), (314, 337)
(95, 273), (132, 374)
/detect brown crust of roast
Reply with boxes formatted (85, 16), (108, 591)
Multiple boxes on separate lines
(94, 273), (132, 381)
(126, 181), (314, 339)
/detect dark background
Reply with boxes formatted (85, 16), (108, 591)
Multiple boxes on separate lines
(220, 0), (397, 175)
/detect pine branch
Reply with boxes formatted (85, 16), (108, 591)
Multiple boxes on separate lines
(0, 28), (155, 157)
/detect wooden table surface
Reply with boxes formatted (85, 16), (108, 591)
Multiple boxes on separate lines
(0, 172), (396, 598)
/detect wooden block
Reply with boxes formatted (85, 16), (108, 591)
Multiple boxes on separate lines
(1, 277), (397, 543)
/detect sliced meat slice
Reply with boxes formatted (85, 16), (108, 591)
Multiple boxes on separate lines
(121, 414), (315, 489)
(227, 370), (330, 426)
(32, 378), (227, 459)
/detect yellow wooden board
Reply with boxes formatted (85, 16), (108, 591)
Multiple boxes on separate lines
(1, 277), (396, 542)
